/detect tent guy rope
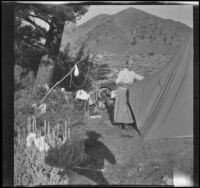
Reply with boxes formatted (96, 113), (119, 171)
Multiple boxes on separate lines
(39, 55), (88, 104)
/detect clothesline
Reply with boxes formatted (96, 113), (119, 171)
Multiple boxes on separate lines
(39, 55), (88, 104)
(71, 58), (91, 88)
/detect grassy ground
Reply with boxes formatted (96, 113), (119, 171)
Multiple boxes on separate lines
(69, 111), (193, 185)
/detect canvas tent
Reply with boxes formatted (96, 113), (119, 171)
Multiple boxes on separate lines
(128, 33), (193, 141)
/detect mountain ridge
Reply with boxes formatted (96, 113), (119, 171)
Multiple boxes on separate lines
(61, 7), (192, 57)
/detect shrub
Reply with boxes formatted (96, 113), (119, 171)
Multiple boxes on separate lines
(15, 84), (87, 135)
(14, 131), (56, 186)
(14, 125), (86, 186)
(14, 87), (35, 132)
(14, 65), (35, 92)
(33, 85), (86, 126)
(14, 84), (88, 186)
(53, 43), (94, 92)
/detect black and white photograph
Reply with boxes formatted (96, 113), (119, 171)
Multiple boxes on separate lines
(2, 1), (198, 186)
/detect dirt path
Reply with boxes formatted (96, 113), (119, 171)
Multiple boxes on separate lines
(69, 112), (193, 185)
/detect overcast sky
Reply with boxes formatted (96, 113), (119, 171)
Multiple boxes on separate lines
(76, 5), (193, 28)
(29, 4), (194, 30)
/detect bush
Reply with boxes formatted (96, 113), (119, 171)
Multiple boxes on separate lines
(14, 125), (86, 186)
(33, 85), (87, 126)
(53, 43), (94, 92)
(15, 84), (87, 133)
(14, 88), (35, 132)
(14, 84), (88, 186)
(15, 42), (46, 76)
(14, 132), (58, 186)
(14, 65), (35, 92)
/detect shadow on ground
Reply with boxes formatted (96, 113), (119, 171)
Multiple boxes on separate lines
(44, 130), (116, 185)
(71, 131), (116, 185)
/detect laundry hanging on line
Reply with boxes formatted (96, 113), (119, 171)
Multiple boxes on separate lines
(26, 133), (50, 152)
(76, 90), (90, 100)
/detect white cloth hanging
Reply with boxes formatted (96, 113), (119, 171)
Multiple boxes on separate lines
(34, 136), (50, 152)
(76, 90), (90, 100)
(26, 133), (37, 147)
(74, 64), (79, 76)
(26, 133), (50, 152)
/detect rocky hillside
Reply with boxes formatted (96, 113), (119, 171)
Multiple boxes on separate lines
(61, 7), (192, 57)
(61, 7), (192, 85)
(61, 14), (110, 51)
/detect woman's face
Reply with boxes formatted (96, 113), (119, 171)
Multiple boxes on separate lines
(127, 63), (132, 70)
(126, 59), (133, 70)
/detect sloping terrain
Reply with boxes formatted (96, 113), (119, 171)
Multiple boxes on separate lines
(61, 7), (192, 57)
(61, 14), (109, 51)
(68, 114), (193, 185)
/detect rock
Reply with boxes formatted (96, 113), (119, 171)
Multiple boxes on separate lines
(162, 176), (173, 185)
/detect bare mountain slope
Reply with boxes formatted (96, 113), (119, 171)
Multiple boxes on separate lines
(61, 7), (192, 57)
(61, 14), (109, 50)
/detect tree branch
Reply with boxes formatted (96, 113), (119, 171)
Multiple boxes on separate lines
(39, 55), (88, 104)
(24, 16), (47, 36)
(28, 13), (51, 25)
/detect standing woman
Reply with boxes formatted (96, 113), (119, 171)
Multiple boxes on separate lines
(114, 56), (144, 129)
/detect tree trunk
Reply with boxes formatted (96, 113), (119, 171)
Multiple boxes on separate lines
(33, 24), (64, 93)
(33, 55), (55, 93)
(45, 24), (64, 57)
